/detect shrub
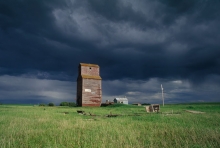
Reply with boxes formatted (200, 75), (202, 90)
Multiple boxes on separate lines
(187, 106), (194, 109)
(60, 102), (76, 107)
(0, 102), (2, 105)
(60, 102), (69, 106)
(48, 103), (55, 106)
(39, 103), (46, 106)
(68, 102), (76, 107)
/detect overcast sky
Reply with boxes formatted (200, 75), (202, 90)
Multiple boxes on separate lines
(0, 0), (220, 105)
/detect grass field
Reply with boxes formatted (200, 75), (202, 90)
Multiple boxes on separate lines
(0, 103), (220, 148)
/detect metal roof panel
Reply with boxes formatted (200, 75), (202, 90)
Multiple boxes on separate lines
(114, 98), (128, 101)
(80, 63), (99, 67)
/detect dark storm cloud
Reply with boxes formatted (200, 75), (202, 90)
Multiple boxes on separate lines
(1, 0), (220, 82)
(87, 0), (158, 29)
(81, 0), (220, 82)
(0, 0), (66, 75)
(0, 0), (65, 31)
(0, 0), (220, 104)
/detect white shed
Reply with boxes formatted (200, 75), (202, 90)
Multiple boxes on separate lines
(113, 97), (128, 104)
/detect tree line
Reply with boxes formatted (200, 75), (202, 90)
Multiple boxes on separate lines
(39, 102), (76, 107)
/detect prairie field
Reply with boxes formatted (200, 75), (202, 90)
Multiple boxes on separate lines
(0, 103), (220, 148)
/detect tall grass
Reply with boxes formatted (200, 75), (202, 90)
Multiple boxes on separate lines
(0, 103), (220, 148)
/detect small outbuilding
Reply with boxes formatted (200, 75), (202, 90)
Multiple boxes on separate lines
(113, 97), (128, 104)
(145, 104), (160, 112)
(132, 103), (141, 106)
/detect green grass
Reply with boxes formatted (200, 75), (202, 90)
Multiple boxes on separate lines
(0, 103), (220, 148)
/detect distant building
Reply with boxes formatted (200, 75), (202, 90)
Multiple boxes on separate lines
(145, 104), (160, 112)
(101, 100), (114, 107)
(132, 103), (141, 106)
(114, 97), (128, 104)
(76, 63), (102, 107)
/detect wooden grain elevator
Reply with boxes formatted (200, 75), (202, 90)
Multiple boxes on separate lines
(76, 63), (102, 107)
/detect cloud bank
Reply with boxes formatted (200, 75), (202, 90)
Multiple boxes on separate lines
(0, 0), (220, 104)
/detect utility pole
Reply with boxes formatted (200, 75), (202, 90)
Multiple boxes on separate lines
(161, 84), (164, 106)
